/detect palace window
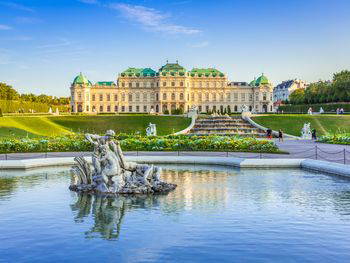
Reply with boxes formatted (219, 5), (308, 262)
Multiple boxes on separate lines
(143, 93), (147, 102)
(99, 94), (103, 101)
(198, 105), (202, 112)
(205, 93), (209, 101)
(114, 105), (118, 112)
(241, 93), (246, 101)
(213, 93), (217, 101)
(107, 94), (110, 101)
(136, 82), (140, 88)
(128, 83), (132, 88)
(263, 93), (267, 101)
(122, 93), (125, 101)
(163, 82), (166, 87)
(206, 82), (210, 88)
(86, 105), (89, 112)
(198, 93), (202, 102)
(92, 94), (95, 101)
(171, 93), (175, 100)
(234, 93), (238, 101)
(191, 93), (195, 101)
(136, 93), (140, 102)
(249, 94), (253, 101)
(121, 82), (125, 87)
(136, 105), (140, 112)
(151, 82), (154, 88)
(206, 105), (209, 112)
(180, 82), (184, 87)
(180, 93), (184, 100)
(199, 82), (202, 88)
(171, 82), (175, 87)
(129, 106), (132, 112)
(163, 93), (167, 100)
(99, 105), (103, 112)
(78, 92), (82, 100)
(128, 93), (132, 102)
(156, 93), (159, 101)
(213, 105), (216, 112)
(122, 106), (125, 112)
(255, 92), (259, 101)
(107, 105), (111, 112)
(143, 105), (147, 112)
(234, 105), (238, 112)
(114, 94), (118, 101)
(220, 93), (224, 101)
(226, 93), (230, 102)
(92, 106), (96, 112)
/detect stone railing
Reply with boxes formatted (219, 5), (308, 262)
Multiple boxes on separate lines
(241, 112), (300, 139)
(173, 111), (197, 135)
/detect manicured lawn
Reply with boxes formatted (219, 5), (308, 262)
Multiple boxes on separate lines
(0, 115), (191, 138)
(252, 114), (350, 136)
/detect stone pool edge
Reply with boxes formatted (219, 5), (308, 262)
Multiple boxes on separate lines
(0, 156), (349, 177)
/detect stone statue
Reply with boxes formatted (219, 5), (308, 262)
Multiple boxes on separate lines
(146, 123), (157, 136)
(319, 107), (324, 114)
(70, 130), (176, 194)
(149, 108), (155, 115)
(301, 123), (312, 139)
(240, 104), (249, 113)
(48, 107), (53, 114)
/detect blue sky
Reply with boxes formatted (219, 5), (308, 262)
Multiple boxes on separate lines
(0, 0), (349, 96)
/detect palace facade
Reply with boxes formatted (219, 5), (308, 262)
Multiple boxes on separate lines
(70, 62), (275, 114)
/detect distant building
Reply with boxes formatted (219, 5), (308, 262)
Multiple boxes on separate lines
(70, 62), (275, 114)
(273, 79), (308, 103)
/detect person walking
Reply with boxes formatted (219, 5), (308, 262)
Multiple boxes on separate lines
(312, 128), (317, 140)
(278, 129), (283, 142)
(266, 128), (272, 139)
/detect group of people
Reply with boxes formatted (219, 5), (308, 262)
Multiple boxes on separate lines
(336, 108), (345, 114)
(266, 128), (317, 141)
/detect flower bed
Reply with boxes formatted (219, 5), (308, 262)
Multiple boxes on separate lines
(318, 134), (350, 145)
(0, 134), (280, 154)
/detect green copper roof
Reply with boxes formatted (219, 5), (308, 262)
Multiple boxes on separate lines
(255, 74), (270, 86)
(73, 72), (92, 85)
(249, 78), (257, 86)
(96, 81), (115, 86)
(120, 67), (156, 77)
(159, 62), (186, 73)
(190, 68), (224, 77)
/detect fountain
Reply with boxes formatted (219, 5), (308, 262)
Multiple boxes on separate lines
(301, 123), (312, 139)
(69, 130), (176, 195)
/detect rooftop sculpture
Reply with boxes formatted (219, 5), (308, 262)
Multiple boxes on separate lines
(70, 130), (176, 195)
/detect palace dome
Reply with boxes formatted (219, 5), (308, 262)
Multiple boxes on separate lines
(254, 74), (270, 86)
(73, 72), (92, 85)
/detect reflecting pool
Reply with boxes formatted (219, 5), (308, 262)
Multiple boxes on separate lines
(1, 165), (350, 262)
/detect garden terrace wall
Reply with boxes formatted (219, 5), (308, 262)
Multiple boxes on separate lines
(279, 103), (350, 113)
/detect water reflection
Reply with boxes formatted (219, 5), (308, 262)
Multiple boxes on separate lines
(70, 193), (161, 240)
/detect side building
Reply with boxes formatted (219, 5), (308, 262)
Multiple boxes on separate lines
(273, 79), (307, 103)
(70, 62), (275, 114)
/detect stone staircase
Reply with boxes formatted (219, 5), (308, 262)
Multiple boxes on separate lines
(189, 115), (266, 137)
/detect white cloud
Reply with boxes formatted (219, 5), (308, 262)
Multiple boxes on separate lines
(110, 3), (201, 35)
(0, 24), (12, 30)
(189, 41), (209, 48)
(78, 0), (99, 4)
(37, 38), (72, 49)
(0, 2), (34, 12)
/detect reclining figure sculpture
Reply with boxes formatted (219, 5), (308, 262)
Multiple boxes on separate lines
(70, 130), (177, 194)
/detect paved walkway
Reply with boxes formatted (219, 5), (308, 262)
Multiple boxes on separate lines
(0, 140), (349, 165)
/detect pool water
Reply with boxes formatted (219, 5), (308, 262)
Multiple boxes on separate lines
(1, 165), (350, 262)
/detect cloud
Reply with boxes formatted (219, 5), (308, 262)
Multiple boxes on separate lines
(15, 17), (42, 24)
(37, 38), (72, 49)
(0, 2), (34, 12)
(189, 41), (209, 48)
(78, 0), (99, 4)
(0, 24), (12, 30)
(109, 3), (201, 35)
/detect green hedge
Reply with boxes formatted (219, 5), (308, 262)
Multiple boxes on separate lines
(279, 103), (350, 113)
(0, 134), (280, 153)
(0, 100), (69, 113)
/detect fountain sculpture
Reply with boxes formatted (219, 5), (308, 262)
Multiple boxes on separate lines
(146, 123), (157, 136)
(69, 130), (176, 195)
(301, 123), (312, 139)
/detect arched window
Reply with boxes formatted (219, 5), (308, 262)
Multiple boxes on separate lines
(163, 93), (167, 100)
(234, 105), (238, 112)
(171, 93), (175, 100)
(128, 93), (132, 102)
(180, 93), (184, 100)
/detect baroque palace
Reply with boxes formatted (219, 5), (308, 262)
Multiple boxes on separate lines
(70, 62), (274, 114)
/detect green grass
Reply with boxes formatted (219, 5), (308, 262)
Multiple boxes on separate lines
(0, 115), (191, 138)
(252, 114), (350, 136)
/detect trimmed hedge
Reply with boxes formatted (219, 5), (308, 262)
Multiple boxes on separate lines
(278, 103), (350, 113)
(0, 100), (69, 113)
(0, 134), (280, 154)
